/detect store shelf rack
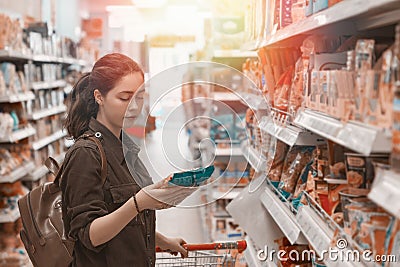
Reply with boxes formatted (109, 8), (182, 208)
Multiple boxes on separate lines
(27, 105), (67, 121)
(31, 129), (67, 151)
(368, 168), (400, 220)
(0, 161), (35, 183)
(211, 187), (242, 200)
(0, 202), (20, 223)
(31, 80), (67, 90)
(212, 92), (241, 102)
(240, 141), (266, 173)
(24, 152), (66, 182)
(294, 109), (391, 155)
(0, 126), (36, 143)
(0, 92), (35, 103)
(260, 185), (307, 245)
(215, 146), (243, 157)
(244, 235), (275, 267)
(245, 0), (400, 50)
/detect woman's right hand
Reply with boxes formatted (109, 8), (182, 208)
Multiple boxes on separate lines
(135, 177), (197, 210)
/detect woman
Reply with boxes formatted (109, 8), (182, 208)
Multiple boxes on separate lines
(61, 53), (195, 266)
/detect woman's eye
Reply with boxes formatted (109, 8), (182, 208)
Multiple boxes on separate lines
(120, 98), (130, 101)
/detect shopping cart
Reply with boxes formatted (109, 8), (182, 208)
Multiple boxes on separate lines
(155, 240), (247, 266)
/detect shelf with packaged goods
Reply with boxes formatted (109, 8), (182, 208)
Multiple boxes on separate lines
(0, 91), (35, 103)
(0, 161), (35, 183)
(31, 80), (67, 90)
(0, 126), (36, 143)
(259, 117), (326, 147)
(214, 146), (243, 157)
(294, 109), (391, 155)
(240, 141), (266, 173)
(368, 169), (400, 220)
(0, 49), (32, 61)
(247, 0), (400, 50)
(27, 105), (67, 121)
(31, 55), (87, 66)
(31, 129), (67, 151)
(24, 152), (66, 182)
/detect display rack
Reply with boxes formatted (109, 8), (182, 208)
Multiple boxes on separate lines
(294, 109), (392, 155)
(31, 129), (67, 151)
(27, 105), (67, 120)
(260, 187), (307, 245)
(24, 152), (66, 182)
(0, 162), (35, 184)
(245, 0), (400, 50)
(215, 146), (243, 157)
(0, 92), (35, 103)
(368, 169), (400, 219)
(240, 141), (266, 173)
(31, 80), (67, 90)
(0, 203), (20, 223)
(0, 126), (36, 143)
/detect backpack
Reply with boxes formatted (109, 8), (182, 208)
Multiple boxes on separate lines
(18, 133), (107, 267)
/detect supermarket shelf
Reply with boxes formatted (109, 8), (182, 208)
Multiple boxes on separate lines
(260, 118), (326, 147)
(215, 146), (243, 157)
(24, 152), (66, 182)
(211, 188), (242, 200)
(257, 0), (400, 48)
(0, 91), (35, 103)
(212, 50), (258, 58)
(32, 54), (88, 65)
(260, 188), (306, 244)
(296, 205), (334, 257)
(240, 142), (266, 173)
(0, 206), (20, 223)
(27, 105), (67, 120)
(294, 109), (391, 155)
(243, 236), (275, 267)
(0, 49), (32, 61)
(31, 80), (67, 90)
(0, 126), (36, 143)
(0, 161), (35, 183)
(212, 92), (241, 102)
(368, 169), (400, 219)
(32, 130), (67, 151)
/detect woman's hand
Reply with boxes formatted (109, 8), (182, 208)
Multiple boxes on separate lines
(136, 176), (197, 211)
(156, 232), (188, 258)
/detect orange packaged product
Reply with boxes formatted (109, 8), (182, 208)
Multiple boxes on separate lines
(274, 67), (294, 112)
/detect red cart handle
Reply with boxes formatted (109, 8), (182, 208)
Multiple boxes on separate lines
(156, 240), (247, 254)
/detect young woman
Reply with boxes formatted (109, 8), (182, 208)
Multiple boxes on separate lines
(62, 53), (195, 266)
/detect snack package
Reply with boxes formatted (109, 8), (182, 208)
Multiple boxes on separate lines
(274, 67), (294, 112)
(267, 140), (290, 183)
(169, 165), (214, 186)
(344, 153), (389, 189)
(288, 58), (305, 117)
(279, 146), (315, 197)
(327, 141), (347, 180)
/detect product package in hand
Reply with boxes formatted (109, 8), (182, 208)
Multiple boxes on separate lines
(169, 165), (215, 187)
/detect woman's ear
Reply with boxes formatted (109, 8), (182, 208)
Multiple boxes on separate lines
(94, 89), (103, 105)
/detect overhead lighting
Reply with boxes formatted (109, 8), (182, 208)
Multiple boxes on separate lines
(131, 0), (167, 8)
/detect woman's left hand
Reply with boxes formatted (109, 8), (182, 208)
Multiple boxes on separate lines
(157, 235), (188, 258)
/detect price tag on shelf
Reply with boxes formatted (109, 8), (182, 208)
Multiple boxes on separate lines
(297, 206), (333, 256)
(260, 189), (304, 244)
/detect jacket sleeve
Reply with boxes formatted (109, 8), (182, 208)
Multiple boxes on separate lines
(61, 145), (108, 253)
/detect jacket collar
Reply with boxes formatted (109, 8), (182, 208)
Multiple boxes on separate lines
(88, 118), (140, 165)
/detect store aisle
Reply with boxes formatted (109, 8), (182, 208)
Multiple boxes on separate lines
(139, 103), (207, 243)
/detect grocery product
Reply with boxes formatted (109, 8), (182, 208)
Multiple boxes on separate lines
(169, 165), (215, 187)
(267, 140), (290, 183)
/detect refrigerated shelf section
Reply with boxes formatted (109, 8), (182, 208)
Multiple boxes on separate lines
(294, 109), (391, 155)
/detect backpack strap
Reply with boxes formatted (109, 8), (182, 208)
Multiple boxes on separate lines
(53, 132), (107, 187)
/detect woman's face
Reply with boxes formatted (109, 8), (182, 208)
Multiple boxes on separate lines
(99, 72), (144, 132)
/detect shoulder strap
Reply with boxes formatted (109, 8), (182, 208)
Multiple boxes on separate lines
(53, 132), (107, 187)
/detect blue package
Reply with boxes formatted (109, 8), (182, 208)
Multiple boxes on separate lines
(169, 165), (215, 186)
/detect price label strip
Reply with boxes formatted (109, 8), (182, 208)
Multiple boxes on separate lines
(260, 188), (306, 244)
(296, 205), (334, 256)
